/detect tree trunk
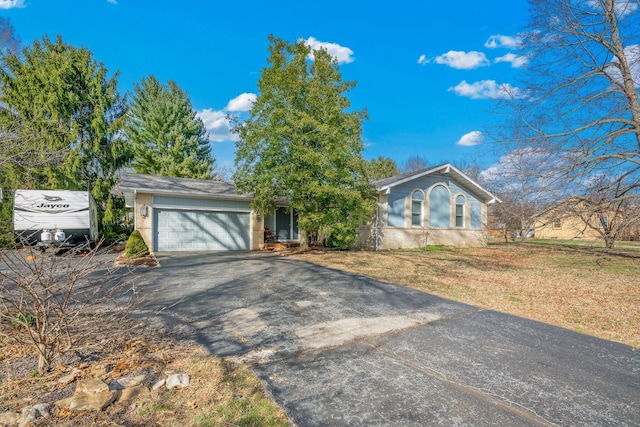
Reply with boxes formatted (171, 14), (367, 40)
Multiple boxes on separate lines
(299, 229), (309, 250)
(604, 234), (615, 249)
(37, 342), (55, 373)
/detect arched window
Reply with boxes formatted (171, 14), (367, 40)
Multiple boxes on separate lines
(455, 195), (465, 228)
(429, 185), (450, 228)
(411, 191), (424, 226)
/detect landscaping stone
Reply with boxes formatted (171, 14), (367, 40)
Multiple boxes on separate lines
(166, 373), (189, 389)
(116, 385), (149, 404)
(76, 378), (109, 394)
(109, 374), (146, 390)
(151, 379), (166, 390)
(58, 368), (81, 385)
(0, 404), (51, 427)
(66, 378), (117, 411)
(20, 403), (50, 424)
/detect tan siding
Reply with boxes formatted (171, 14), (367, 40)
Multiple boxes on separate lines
(535, 216), (602, 240)
(135, 193), (154, 252)
(251, 212), (263, 250)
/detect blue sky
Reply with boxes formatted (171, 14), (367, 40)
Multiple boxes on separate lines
(1, 0), (530, 172)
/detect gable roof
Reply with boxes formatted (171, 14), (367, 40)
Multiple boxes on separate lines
(118, 173), (249, 207)
(374, 163), (500, 203)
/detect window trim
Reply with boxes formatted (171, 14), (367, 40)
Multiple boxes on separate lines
(455, 195), (466, 228)
(411, 190), (424, 227)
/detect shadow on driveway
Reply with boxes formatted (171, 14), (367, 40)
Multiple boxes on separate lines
(131, 251), (639, 427)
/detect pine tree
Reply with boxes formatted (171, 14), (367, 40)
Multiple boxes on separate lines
(0, 35), (129, 233)
(125, 75), (214, 179)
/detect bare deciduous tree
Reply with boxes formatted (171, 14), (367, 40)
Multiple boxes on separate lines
(507, 0), (640, 206)
(0, 16), (19, 57)
(0, 130), (69, 169)
(566, 175), (640, 248)
(0, 241), (138, 373)
(481, 137), (558, 241)
(400, 155), (430, 173)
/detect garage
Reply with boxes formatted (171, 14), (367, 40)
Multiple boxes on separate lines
(118, 173), (258, 252)
(155, 209), (250, 251)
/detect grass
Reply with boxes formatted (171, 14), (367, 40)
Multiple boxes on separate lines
(0, 321), (291, 426)
(130, 351), (290, 427)
(293, 240), (640, 348)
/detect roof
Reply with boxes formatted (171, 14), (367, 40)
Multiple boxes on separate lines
(373, 163), (501, 203)
(118, 173), (248, 206)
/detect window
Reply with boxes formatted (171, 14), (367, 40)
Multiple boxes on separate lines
(455, 195), (465, 228)
(429, 185), (450, 228)
(553, 219), (562, 229)
(411, 191), (423, 226)
(599, 216), (609, 229)
(266, 207), (299, 241)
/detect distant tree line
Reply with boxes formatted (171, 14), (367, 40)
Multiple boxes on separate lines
(0, 20), (214, 245)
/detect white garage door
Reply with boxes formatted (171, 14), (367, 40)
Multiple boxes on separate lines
(155, 209), (250, 251)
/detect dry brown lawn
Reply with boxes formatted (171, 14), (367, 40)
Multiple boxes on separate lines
(291, 242), (640, 348)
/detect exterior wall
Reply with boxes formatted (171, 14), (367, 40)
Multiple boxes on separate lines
(252, 212), (264, 250)
(355, 174), (489, 249)
(134, 192), (154, 251)
(534, 216), (602, 240)
(134, 192), (260, 252)
(356, 225), (487, 249)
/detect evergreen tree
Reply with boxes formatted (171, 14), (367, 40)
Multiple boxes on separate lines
(233, 36), (374, 249)
(363, 156), (399, 181)
(125, 75), (213, 179)
(0, 35), (130, 236)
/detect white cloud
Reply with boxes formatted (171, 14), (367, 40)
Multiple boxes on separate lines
(107, 0), (117, 4)
(587, 0), (638, 17)
(608, 44), (640, 87)
(304, 37), (354, 64)
(197, 93), (257, 142)
(626, 44), (640, 87)
(0, 0), (24, 9)
(225, 93), (256, 112)
(456, 131), (484, 146)
(494, 53), (528, 68)
(417, 54), (429, 65)
(197, 108), (237, 143)
(484, 34), (521, 49)
(434, 50), (490, 70)
(479, 148), (561, 201)
(448, 80), (525, 100)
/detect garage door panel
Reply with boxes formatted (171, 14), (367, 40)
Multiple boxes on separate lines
(155, 209), (250, 251)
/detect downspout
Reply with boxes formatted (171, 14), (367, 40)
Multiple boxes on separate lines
(375, 203), (379, 251)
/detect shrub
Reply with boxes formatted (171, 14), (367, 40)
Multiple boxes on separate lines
(325, 223), (357, 250)
(0, 241), (137, 372)
(125, 230), (150, 258)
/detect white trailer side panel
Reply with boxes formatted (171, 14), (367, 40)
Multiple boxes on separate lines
(13, 190), (94, 243)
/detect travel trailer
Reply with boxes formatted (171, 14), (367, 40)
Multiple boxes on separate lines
(13, 190), (98, 248)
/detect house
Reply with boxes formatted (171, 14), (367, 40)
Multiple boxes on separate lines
(356, 164), (500, 249)
(533, 197), (612, 240)
(118, 173), (298, 252)
(119, 164), (498, 252)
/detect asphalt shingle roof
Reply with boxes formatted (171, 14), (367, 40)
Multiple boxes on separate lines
(372, 163), (448, 188)
(119, 173), (241, 197)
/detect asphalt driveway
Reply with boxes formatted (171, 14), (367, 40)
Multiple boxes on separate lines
(135, 251), (639, 426)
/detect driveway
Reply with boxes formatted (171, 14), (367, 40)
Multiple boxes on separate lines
(135, 251), (639, 426)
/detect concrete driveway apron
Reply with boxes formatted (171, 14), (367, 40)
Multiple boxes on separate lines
(137, 251), (639, 426)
